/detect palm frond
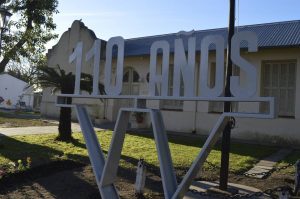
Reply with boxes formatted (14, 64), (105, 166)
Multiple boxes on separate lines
(37, 65), (105, 97)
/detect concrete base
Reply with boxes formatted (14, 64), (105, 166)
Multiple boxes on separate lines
(184, 181), (266, 199)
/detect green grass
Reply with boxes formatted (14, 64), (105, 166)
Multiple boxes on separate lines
(0, 112), (55, 127)
(276, 150), (300, 175)
(0, 130), (287, 175)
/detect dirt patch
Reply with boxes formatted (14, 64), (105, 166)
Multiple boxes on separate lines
(0, 161), (296, 199)
(0, 160), (85, 190)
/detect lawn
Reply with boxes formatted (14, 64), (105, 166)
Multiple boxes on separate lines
(1, 130), (295, 177)
(277, 150), (300, 174)
(0, 111), (55, 127)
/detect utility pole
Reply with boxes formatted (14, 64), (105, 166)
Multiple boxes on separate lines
(219, 0), (235, 191)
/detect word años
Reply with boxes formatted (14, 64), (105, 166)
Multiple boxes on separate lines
(69, 31), (258, 98)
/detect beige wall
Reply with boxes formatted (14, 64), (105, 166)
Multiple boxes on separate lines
(42, 21), (105, 122)
(160, 48), (300, 145)
(42, 20), (300, 146)
(112, 48), (300, 145)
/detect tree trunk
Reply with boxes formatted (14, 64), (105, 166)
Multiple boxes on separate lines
(57, 97), (73, 141)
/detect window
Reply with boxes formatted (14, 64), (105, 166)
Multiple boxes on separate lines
(123, 70), (139, 83)
(261, 60), (296, 117)
(122, 68), (140, 95)
(208, 63), (239, 113)
(161, 64), (184, 110)
(120, 68), (140, 107)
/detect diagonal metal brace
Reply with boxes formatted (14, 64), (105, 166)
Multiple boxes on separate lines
(75, 105), (120, 199)
(172, 115), (230, 199)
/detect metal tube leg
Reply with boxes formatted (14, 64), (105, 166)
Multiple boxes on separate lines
(150, 109), (178, 199)
(100, 109), (130, 187)
(75, 105), (119, 199)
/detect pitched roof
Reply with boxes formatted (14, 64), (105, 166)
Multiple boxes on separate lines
(123, 20), (300, 56)
(0, 73), (28, 85)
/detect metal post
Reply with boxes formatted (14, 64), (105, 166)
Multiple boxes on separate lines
(0, 28), (3, 57)
(219, 0), (235, 190)
(135, 159), (147, 194)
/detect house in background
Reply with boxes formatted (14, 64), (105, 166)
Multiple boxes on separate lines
(42, 20), (300, 146)
(0, 73), (36, 110)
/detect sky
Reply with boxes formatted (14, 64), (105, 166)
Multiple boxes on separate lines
(48, 0), (300, 49)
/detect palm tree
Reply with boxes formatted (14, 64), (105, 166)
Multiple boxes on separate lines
(38, 65), (105, 141)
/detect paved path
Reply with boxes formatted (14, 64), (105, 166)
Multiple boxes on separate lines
(244, 148), (293, 178)
(0, 123), (103, 136)
(185, 181), (264, 199)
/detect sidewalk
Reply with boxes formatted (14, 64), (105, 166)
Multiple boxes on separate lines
(0, 123), (103, 136)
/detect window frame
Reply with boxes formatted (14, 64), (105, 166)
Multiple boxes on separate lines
(260, 59), (297, 118)
(161, 64), (184, 111)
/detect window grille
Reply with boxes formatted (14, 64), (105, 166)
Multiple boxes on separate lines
(261, 60), (296, 117)
(161, 64), (183, 110)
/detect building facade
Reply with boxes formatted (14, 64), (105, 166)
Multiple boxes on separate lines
(42, 20), (300, 145)
(0, 73), (35, 110)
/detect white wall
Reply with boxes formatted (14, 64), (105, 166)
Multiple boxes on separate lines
(22, 87), (35, 108)
(42, 20), (300, 146)
(0, 74), (30, 109)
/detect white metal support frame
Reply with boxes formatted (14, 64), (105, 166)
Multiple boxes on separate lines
(100, 107), (178, 199)
(58, 95), (275, 199)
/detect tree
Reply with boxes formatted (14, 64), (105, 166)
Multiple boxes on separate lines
(37, 65), (105, 141)
(6, 54), (46, 85)
(0, 0), (58, 73)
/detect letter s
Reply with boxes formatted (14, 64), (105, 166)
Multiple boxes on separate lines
(230, 31), (258, 98)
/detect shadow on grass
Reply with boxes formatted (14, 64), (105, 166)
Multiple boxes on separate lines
(29, 166), (99, 199)
(0, 162), (100, 199)
(283, 150), (300, 164)
(70, 138), (88, 149)
(0, 160), (86, 193)
(0, 160), (163, 199)
(0, 132), (159, 175)
(0, 134), (87, 166)
(0, 134), (96, 198)
(0, 133), (165, 198)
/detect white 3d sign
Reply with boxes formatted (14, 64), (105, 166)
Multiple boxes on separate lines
(65, 31), (274, 199)
(69, 31), (258, 98)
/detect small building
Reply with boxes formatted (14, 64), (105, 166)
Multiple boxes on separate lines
(42, 20), (300, 146)
(0, 73), (35, 110)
